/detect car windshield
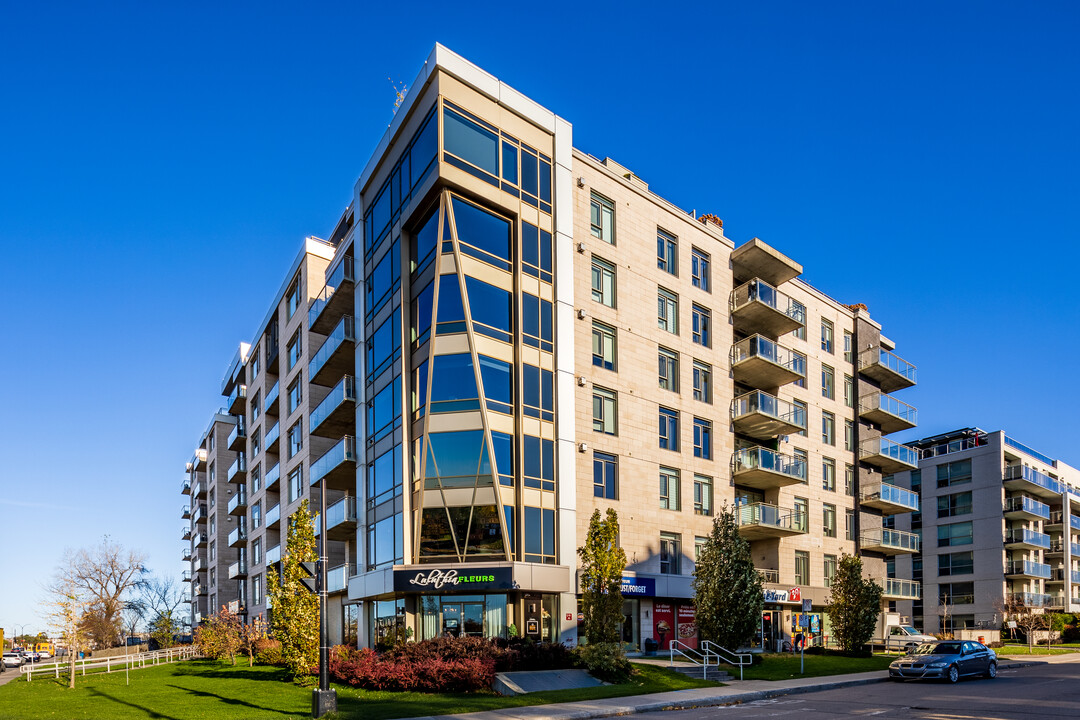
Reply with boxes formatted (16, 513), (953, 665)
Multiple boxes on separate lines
(900, 626), (919, 635)
(915, 642), (959, 655)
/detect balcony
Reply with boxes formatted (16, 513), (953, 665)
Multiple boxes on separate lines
(736, 503), (807, 540)
(311, 436), (358, 492)
(266, 544), (281, 567)
(1047, 510), (1080, 531)
(859, 437), (919, 474)
(1004, 465), (1063, 500)
(181, 504), (191, 519)
(194, 583), (207, 597)
(1004, 495), (1051, 521)
(228, 488), (247, 516)
(228, 527), (247, 548)
(859, 392), (917, 434)
(181, 478), (191, 495)
(192, 481), (207, 499)
(882, 578), (921, 600)
(730, 238), (802, 286)
(858, 346), (916, 393)
(326, 562), (356, 594)
(730, 278), (806, 336)
(730, 335), (806, 389)
(182, 526), (192, 541)
(265, 463), (281, 490)
(730, 390), (806, 439)
(265, 380), (280, 416)
(181, 570), (192, 582)
(1005, 527), (1051, 550)
(265, 503), (281, 527)
(311, 376), (357, 438)
(265, 422), (280, 454)
(309, 255), (356, 334)
(1046, 595), (1075, 610)
(731, 447), (808, 490)
(1007, 592), (1050, 608)
(1006, 560), (1052, 579)
(1047, 568), (1080, 585)
(228, 560), (249, 580)
(181, 594), (191, 604)
(191, 448), (208, 471)
(228, 384), (248, 414)
(317, 496), (358, 541)
(860, 481), (920, 514)
(756, 568), (780, 584)
(191, 504), (207, 525)
(1046, 541), (1080, 557)
(228, 454), (247, 483)
(860, 528), (920, 554)
(192, 555), (204, 572)
(228, 421), (246, 451)
(182, 548), (192, 561)
(193, 532), (208, 548)
(309, 315), (356, 387)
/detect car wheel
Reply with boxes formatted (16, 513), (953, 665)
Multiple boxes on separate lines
(947, 665), (959, 684)
(985, 662), (997, 679)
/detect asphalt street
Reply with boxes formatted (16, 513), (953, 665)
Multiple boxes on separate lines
(643, 662), (1080, 720)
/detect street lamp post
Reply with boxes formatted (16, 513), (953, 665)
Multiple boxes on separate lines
(311, 484), (337, 718)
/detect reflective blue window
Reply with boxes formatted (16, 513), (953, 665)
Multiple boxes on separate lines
(367, 376), (402, 444)
(524, 506), (556, 563)
(413, 360), (427, 418)
(524, 435), (555, 491)
(430, 354), (478, 413)
(368, 443), (402, 507)
(412, 206), (439, 275)
(478, 355), (513, 413)
(412, 281), (433, 345)
(522, 293), (553, 351)
(521, 221), (552, 282)
(504, 505), (515, 553)
(444, 107), (499, 177)
(367, 308), (401, 382)
(435, 275), (466, 335)
(425, 430), (491, 481)
(501, 140), (518, 185)
(367, 239), (400, 320)
(465, 276), (512, 342)
(523, 364), (554, 421)
(492, 431), (514, 486)
(451, 196), (511, 270)
(410, 111), (437, 189)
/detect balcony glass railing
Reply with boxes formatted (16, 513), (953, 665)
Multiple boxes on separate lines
(265, 544), (281, 566)
(730, 335), (806, 377)
(732, 447), (808, 482)
(311, 376), (357, 433)
(1004, 495), (1051, 519)
(737, 503), (806, 532)
(227, 384), (247, 411)
(860, 437), (919, 467)
(327, 496), (357, 530)
(884, 578), (921, 598)
(1005, 527), (1051, 549)
(1007, 592), (1050, 608)
(266, 504), (280, 526)
(756, 568), (780, 584)
(227, 489), (247, 514)
(309, 256), (355, 329)
(1006, 561), (1052, 579)
(730, 279), (805, 323)
(181, 479), (191, 494)
(325, 563), (356, 594)
(862, 528), (920, 552)
(311, 436), (357, 486)
(265, 380), (280, 410)
(860, 392), (917, 425)
(228, 422), (246, 448)
(309, 316), (356, 380)
(265, 422), (280, 449)
(861, 482), (920, 511)
(1050, 568), (1080, 583)
(228, 527), (247, 546)
(191, 504), (207, 523)
(1004, 465), (1063, 495)
(228, 561), (248, 578)
(859, 346), (917, 384)
(265, 463), (280, 488)
(731, 390), (806, 430)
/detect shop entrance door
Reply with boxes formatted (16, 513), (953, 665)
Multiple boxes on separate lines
(443, 603), (484, 637)
(760, 611), (780, 650)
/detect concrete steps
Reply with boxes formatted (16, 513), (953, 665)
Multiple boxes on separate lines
(669, 664), (731, 682)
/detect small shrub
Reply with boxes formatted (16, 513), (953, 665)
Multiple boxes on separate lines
(327, 646), (495, 692)
(254, 638), (283, 666)
(574, 642), (631, 683)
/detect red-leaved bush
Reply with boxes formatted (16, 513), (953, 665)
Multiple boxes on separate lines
(326, 646), (495, 692)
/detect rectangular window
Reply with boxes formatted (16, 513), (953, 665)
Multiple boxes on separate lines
(250, 347), (260, 380)
(845, 464), (855, 497)
(658, 288), (679, 334)
(692, 304), (711, 347)
(936, 460), (972, 488)
(251, 427), (261, 458)
(657, 228), (677, 274)
(288, 421), (303, 458)
(844, 420), (854, 451)
(822, 364), (835, 399)
(288, 466), (303, 503)
(821, 319), (834, 353)
(692, 361), (712, 403)
(253, 574), (263, 605)
(591, 257), (616, 307)
(660, 532), (681, 574)
(286, 275), (301, 320)
(592, 387), (617, 435)
(251, 501), (262, 529)
(659, 407), (679, 451)
(823, 503), (837, 538)
(792, 301), (807, 340)
(288, 377), (302, 415)
(844, 374), (854, 408)
(694, 474), (713, 516)
(694, 536), (709, 562)
(659, 467), (680, 510)
(287, 330), (302, 371)
(843, 331), (854, 363)
(794, 497), (809, 532)
(794, 400), (808, 436)
(251, 390), (261, 423)
(937, 521), (974, 547)
(253, 538), (262, 565)
(938, 551), (974, 576)
(592, 321), (617, 371)
(794, 550), (810, 585)
(845, 508), (855, 540)
(937, 491), (973, 518)
(693, 418), (712, 459)
(593, 452), (617, 499)
(658, 347), (679, 392)
(251, 464), (261, 494)
(822, 411), (835, 445)
(209, 540), (216, 563)
(691, 247), (710, 291)
(590, 193), (615, 243)
(794, 448), (809, 474)
(823, 457), (836, 491)
(939, 582), (975, 605)
(824, 555), (837, 588)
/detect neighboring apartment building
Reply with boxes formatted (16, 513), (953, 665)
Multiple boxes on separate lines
(182, 45), (924, 651)
(891, 428), (1080, 633)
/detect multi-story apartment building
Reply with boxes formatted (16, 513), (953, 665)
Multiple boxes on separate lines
(891, 428), (1080, 633)
(182, 45), (923, 651)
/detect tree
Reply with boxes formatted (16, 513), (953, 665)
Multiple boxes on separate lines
(194, 607), (242, 664)
(995, 596), (1046, 651)
(61, 537), (147, 648)
(149, 610), (180, 650)
(825, 554), (883, 653)
(239, 614), (269, 665)
(44, 574), (89, 689)
(577, 508), (627, 645)
(267, 499), (319, 677)
(694, 504), (763, 650)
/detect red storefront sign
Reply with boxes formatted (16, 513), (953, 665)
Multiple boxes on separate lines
(676, 604), (698, 650)
(653, 602), (675, 650)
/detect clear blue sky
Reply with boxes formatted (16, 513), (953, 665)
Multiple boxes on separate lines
(2, 1), (1078, 633)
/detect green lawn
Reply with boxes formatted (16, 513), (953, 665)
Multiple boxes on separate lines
(998, 644), (1080, 656)
(717, 653), (894, 681)
(0, 659), (718, 720)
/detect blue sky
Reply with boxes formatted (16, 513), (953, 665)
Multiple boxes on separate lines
(2, 1), (1078, 632)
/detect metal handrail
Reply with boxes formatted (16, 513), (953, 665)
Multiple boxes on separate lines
(668, 639), (711, 679)
(700, 640), (753, 681)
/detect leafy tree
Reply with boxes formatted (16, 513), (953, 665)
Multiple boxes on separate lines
(577, 508), (627, 645)
(825, 554), (883, 652)
(267, 499), (319, 677)
(194, 606), (242, 664)
(44, 574), (89, 689)
(149, 610), (180, 650)
(693, 504), (763, 649)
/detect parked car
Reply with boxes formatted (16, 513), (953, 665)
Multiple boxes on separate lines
(889, 640), (997, 683)
(22, 651), (40, 663)
(2, 653), (23, 668)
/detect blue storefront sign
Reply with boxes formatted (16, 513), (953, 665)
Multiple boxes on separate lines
(620, 577), (656, 597)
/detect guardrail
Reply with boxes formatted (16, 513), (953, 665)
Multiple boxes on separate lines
(700, 640), (753, 681)
(21, 646), (199, 681)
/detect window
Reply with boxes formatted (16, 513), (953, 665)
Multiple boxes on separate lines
(821, 319), (834, 353)
(844, 374), (854, 408)
(794, 550), (810, 585)
(287, 331), (302, 371)
(657, 228), (677, 274)
(523, 435), (555, 491)
(936, 460), (972, 488)
(592, 322), (617, 371)
(845, 464), (855, 496)
(659, 407), (679, 451)
(794, 497), (809, 532)
(824, 555), (837, 588)
(522, 293), (553, 351)
(658, 288), (678, 333)
(694, 475), (713, 516)
(594, 452), (617, 499)
(693, 418), (712, 459)
(822, 411), (835, 445)
(252, 538), (262, 565)
(791, 301), (807, 340)
(845, 508), (856, 540)
(692, 304), (711, 347)
(844, 420), (854, 451)
(288, 377), (302, 415)
(253, 574), (263, 605)
(843, 331), (853, 363)
(251, 464), (261, 494)
(251, 501), (262, 529)
(658, 348), (679, 392)
(938, 521), (973, 547)
(590, 193), (614, 243)
(591, 257), (616, 307)
(523, 506), (556, 563)
(659, 467), (680, 510)
(209, 487), (215, 509)
(288, 466), (303, 503)
(691, 248), (710, 291)
(794, 448), (809, 475)
(939, 582), (975, 605)
(592, 387), (617, 435)
(823, 457), (836, 491)
(821, 364), (834, 399)
(695, 536), (709, 562)
(823, 503), (837, 537)
(250, 347), (260, 380)
(286, 274), (301, 320)
(209, 461), (215, 483)
(938, 551), (974, 576)
(522, 363), (553, 421)
(692, 361), (712, 403)
(209, 540), (216, 563)
(794, 400), (808, 436)
(938, 491), (972, 518)
(288, 421), (303, 458)
(660, 533), (681, 574)
(251, 428), (261, 457)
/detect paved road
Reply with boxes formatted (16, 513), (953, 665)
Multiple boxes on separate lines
(645, 662), (1080, 720)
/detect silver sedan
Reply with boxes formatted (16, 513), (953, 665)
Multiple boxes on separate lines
(889, 640), (998, 683)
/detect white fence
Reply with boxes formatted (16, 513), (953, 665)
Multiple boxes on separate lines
(21, 646), (200, 681)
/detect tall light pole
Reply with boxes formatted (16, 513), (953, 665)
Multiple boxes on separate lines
(312, 483), (336, 718)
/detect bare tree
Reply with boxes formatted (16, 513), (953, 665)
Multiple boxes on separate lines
(140, 575), (186, 621)
(44, 574), (89, 689)
(994, 596), (1046, 651)
(61, 537), (147, 648)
